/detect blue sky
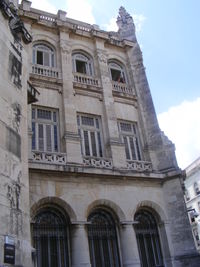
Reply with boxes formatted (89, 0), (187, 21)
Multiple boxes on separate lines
(23, 0), (200, 168)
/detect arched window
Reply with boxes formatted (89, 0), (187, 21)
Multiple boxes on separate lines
(33, 43), (55, 67)
(108, 61), (126, 83)
(134, 210), (164, 267)
(88, 209), (120, 267)
(32, 208), (70, 267)
(72, 52), (93, 75)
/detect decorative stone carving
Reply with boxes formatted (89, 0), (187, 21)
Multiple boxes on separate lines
(0, 0), (32, 43)
(11, 102), (21, 133)
(96, 52), (107, 64)
(60, 40), (71, 54)
(7, 173), (21, 210)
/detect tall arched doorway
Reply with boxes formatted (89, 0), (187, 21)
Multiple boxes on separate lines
(134, 210), (164, 267)
(88, 209), (121, 267)
(32, 207), (70, 267)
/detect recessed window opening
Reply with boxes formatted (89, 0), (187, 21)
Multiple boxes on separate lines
(88, 209), (121, 267)
(109, 62), (126, 83)
(72, 52), (93, 76)
(76, 60), (87, 74)
(134, 210), (164, 267)
(33, 44), (55, 67)
(32, 208), (70, 267)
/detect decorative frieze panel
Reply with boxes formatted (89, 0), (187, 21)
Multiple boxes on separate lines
(83, 156), (113, 169)
(127, 160), (152, 172)
(31, 151), (67, 165)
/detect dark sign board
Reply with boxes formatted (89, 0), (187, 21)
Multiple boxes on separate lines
(4, 243), (15, 264)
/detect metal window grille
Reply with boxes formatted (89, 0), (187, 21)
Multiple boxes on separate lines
(134, 210), (164, 267)
(32, 209), (70, 267)
(88, 210), (121, 267)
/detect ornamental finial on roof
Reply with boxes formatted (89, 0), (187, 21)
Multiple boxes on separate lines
(117, 6), (136, 42)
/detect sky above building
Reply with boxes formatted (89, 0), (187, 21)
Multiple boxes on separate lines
(21, 0), (200, 169)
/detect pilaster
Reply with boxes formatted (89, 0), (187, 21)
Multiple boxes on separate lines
(71, 222), (91, 267)
(59, 30), (82, 164)
(119, 223), (140, 267)
(95, 40), (126, 168)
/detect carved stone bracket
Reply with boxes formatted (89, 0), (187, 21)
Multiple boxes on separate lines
(95, 50), (108, 64)
(0, 0), (32, 43)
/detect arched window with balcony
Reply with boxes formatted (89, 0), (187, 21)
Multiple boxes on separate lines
(108, 61), (127, 83)
(72, 52), (93, 76)
(134, 210), (164, 267)
(33, 43), (55, 67)
(32, 207), (70, 267)
(87, 209), (121, 267)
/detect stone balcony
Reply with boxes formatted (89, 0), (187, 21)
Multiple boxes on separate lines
(126, 160), (152, 172)
(73, 73), (101, 88)
(32, 64), (62, 79)
(29, 151), (153, 173)
(83, 156), (113, 169)
(112, 81), (133, 95)
(30, 151), (67, 165)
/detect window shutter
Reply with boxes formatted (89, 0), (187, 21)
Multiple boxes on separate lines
(44, 51), (50, 66)
(38, 124), (44, 151)
(123, 136), (130, 160)
(90, 132), (97, 157)
(46, 125), (52, 151)
(83, 130), (90, 156)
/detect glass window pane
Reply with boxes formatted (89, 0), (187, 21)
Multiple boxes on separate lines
(38, 124), (44, 151)
(90, 132), (97, 157)
(44, 51), (50, 66)
(129, 137), (136, 160)
(46, 125), (52, 152)
(32, 122), (36, 150)
(97, 132), (103, 157)
(123, 136), (130, 160)
(84, 130), (90, 156)
(54, 125), (58, 152)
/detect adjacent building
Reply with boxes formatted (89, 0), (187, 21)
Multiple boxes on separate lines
(0, 0), (200, 266)
(185, 157), (200, 253)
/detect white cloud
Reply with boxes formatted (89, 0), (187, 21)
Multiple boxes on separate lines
(158, 98), (200, 169)
(20, 0), (57, 14)
(65, 0), (95, 24)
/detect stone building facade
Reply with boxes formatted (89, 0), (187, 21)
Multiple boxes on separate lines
(184, 157), (200, 253)
(0, 0), (200, 266)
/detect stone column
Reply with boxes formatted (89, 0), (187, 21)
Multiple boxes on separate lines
(94, 39), (126, 168)
(119, 223), (140, 267)
(71, 223), (91, 267)
(59, 30), (82, 164)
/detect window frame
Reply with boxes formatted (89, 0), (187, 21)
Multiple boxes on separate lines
(32, 106), (59, 153)
(108, 61), (127, 83)
(33, 43), (55, 68)
(72, 52), (93, 76)
(118, 120), (142, 161)
(77, 114), (103, 158)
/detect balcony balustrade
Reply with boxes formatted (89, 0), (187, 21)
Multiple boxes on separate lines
(112, 81), (133, 95)
(31, 151), (67, 165)
(73, 73), (101, 87)
(32, 64), (62, 79)
(83, 156), (113, 169)
(127, 160), (152, 172)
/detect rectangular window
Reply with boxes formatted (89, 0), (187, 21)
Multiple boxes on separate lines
(32, 107), (59, 152)
(119, 121), (142, 161)
(77, 114), (103, 157)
